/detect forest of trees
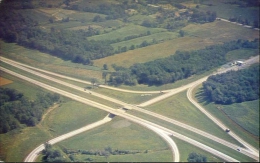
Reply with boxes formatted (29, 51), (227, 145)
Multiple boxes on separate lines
(109, 39), (259, 86)
(202, 64), (259, 105)
(0, 3), (114, 65)
(0, 88), (61, 133)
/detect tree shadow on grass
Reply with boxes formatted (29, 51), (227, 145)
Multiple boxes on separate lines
(195, 87), (212, 105)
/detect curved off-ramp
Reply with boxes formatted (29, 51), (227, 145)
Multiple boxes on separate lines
(187, 78), (259, 161)
(1, 67), (237, 162)
(24, 115), (113, 162)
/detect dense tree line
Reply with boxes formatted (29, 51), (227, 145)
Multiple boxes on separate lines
(42, 143), (68, 162)
(0, 88), (60, 133)
(189, 9), (216, 23)
(187, 152), (207, 162)
(109, 39), (259, 86)
(203, 64), (259, 104)
(0, 7), (114, 65)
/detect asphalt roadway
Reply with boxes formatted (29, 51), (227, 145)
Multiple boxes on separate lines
(0, 55), (259, 161)
(1, 56), (259, 160)
(0, 66), (241, 162)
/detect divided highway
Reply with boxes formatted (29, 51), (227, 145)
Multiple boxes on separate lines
(1, 56), (259, 161)
(1, 56), (258, 160)
(1, 56), (259, 160)
(0, 66), (240, 162)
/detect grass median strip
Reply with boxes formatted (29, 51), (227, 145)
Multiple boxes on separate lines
(127, 109), (255, 162)
(0, 62), (122, 109)
(145, 90), (240, 145)
(172, 137), (224, 162)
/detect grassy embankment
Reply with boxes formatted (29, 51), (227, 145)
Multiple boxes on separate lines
(127, 108), (256, 162)
(194, 84), (259, 148)
(0, 71), (108, 161)
(145, 90), (240, 145)
(0, 62), (122, 109)
(54, 116), (172, 162)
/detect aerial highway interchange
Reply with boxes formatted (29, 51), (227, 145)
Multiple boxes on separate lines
(0, 56), (259, 162)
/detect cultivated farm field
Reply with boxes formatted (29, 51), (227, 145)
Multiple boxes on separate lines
(94, 20), (259, 69)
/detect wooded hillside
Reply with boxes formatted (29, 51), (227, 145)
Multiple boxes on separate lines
(202, 64), (259, 104)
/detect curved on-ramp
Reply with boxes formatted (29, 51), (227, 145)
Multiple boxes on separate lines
(1, 67), (238, 162)
(187, 79), (259, 161)
(24, 115), (113, 162)
(1, 56), (256, 159)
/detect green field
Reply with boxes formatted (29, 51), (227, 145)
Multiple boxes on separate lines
(225, 49), (259, 61)
(111, 31), (179, 49)
(0, 40), (104, 81)
(55, 116), (172, 162)
(41, 100), (108, 137)
(0, 71), (109, 161)
(195, 85), (259, 149)
(88, 24), (167, 41)
(182, 20), (259, 42)
(94, 36), (213, 69)
(221, 100), (259, 136)
(19, 9), (51, 24)
(94, 21), (259, 69)
(127, 109), (255, 162)
(199, 0), (259, 26)
(0, 61), (123, 109)
(0, 126), (50, 162)
(127, 14), (155, 25)
(145, 90), (240, 145)
(173, 137), (224, 162)
(0, 71), (50, 100)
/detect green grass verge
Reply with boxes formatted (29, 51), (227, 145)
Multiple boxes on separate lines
(127, 109), (256, 162)
(221, 100), (259, 136)
(0, 71), (49, 100)
(0, 62), (122, 109)
(0, 68), (109, 161)
(41, 100), (108, 137)
(55, 116), (172, 162)
(0, 40), (103, 81)
(195, 85), (259, 149)
(72, 150), (170, 162)
(172, 137), (224, 162)
(145, 90), (240, 145)
(0, 126), (50, 162)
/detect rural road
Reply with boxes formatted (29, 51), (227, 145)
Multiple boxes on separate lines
(24, 115), (113, 162)
(0, 66), (240, 162)
(1, 56), (259, 160)
(1, 56), (259, 161)
(217, 17), (259, 31)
